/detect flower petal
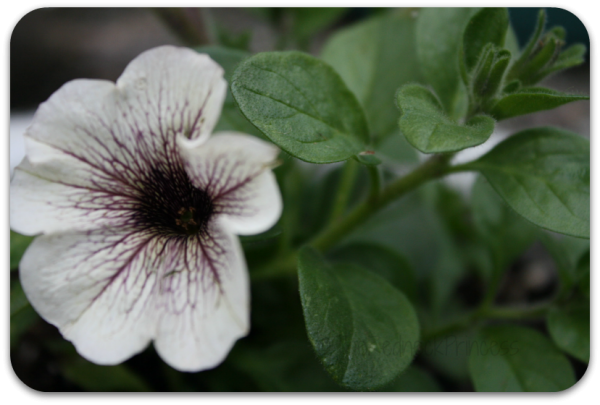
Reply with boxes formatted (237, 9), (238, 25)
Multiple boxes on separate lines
(19, 228), (160, 365)
(12, 46), (227, 234)
(178, 132), (282, 235)
(153, 220), (249, 372)
(11, 155), (138, 235)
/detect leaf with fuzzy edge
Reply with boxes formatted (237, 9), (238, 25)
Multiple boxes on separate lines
(490, 87), (588, 120)
(298, 246), (419, 391)
(396, 84), (495, 153)
(231, 51), (369, 163)
(469, 325), (576, 391)
(468, 127), (589, 238)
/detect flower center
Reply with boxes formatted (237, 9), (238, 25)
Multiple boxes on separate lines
(175, 207), (201, 235)
(134, 164), (214, 237)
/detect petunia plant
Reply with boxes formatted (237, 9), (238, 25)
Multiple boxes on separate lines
(10, 7), (589, 392)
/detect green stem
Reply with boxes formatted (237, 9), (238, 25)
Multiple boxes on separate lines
(251, 153), (462, 280)
(312, 153), (454, 252)
(328, 159), (359, 223)
(421, 303), (552, 343)
(366, 164), (381, 204)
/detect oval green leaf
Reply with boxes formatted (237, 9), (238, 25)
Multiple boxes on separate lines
(469, 325), (576, 392)
(328, 242), (417, 302)
(396, 84), (495, 153)
(231, 51), (369, 163)
(490, 87), (589, 120)
(298, 246), (420, 391)
(469, 127), (590, 238)
(547, 303), (590, 363)
(321, 10), (423, 142)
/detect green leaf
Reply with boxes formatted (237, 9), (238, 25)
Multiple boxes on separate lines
(416, 8), (477, 117)
(504, 24), (521, 57)
(422, 330), (476, 384)
(471, 176), (538, 280)
(577, 251), (590, 299)
(396, 84), (495, 153)
(231, 51), (369, 163)
(10, 278), (30, 317)
(547, 302), (590, 363)
(61, 357), (151, 391)
(321, 10), (423, 142)
(468, 127), (590, 238)
(10, 231), (34, 270)
(469, 325), (576, 391)
(490, 87), (588, 120)
(480, 50), (511, 100)
(290, 8), (347, 46)
(540, 232), (589, 290)
(381, 365), (442, 392)
(507, 9), (546, 82)
(10, 279), (39, 348)
(10, 305), (39, 349)
(328, 242), (417, 302)
(232, 340), (345, 392)
(502, 80), (522, 94)
(541, 44), (587, 76)
(298, 247), (420, 390)
(462, 8), (509, 73)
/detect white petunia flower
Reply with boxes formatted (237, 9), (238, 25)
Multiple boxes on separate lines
(10, 46), (282, 372)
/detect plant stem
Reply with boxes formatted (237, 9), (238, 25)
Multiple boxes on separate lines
(421, 303), (553, 343)
(328, 159), (359, 223)
(366, 164), (381, 204)
(311, 153), (454, 252)
(251, 153), (460, 280)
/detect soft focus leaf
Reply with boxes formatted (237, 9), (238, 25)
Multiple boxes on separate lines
(506, 9), (546, 82)
(61, 358), (151, 392)
(381, 365), (442, 392)
(469, 127), (590, 238)
(540, 232), (589, 290)
(321, 10), (423, 142)
(10, 279), (39, 348)
(416, 8), (477, 116)
(298, 247), (420, 390)
(469, 325), (576, 391)
(462, 8), (509, 73)
(10, 278), (30, 317)
(232, 340), (344, 392)
(290, 8), (347, 45)
(490, 87), (589, 120)
(10, 231), (34, 270)
(232, 51), (369, 163)
(471, 176), (538, 280)
(541, 44), (587, 76)
(422, 330), (475, 384)
(328, 242), (417, 302)
(396, 84), (495, 153)
(10, 306), (39, 349)
(547, 302), (590, 363)
(577, 250), (590, 299)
